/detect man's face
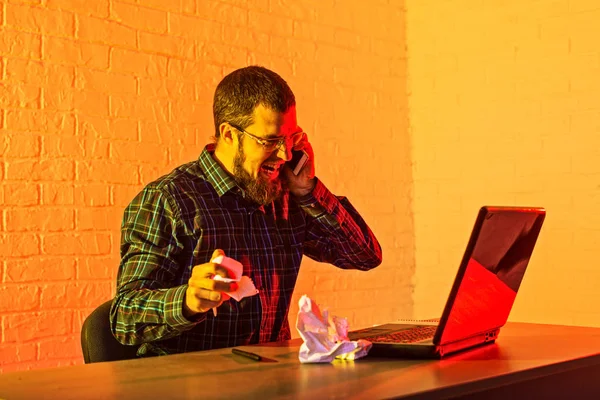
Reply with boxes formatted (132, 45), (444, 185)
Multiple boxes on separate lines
(231, 104), (299, 205)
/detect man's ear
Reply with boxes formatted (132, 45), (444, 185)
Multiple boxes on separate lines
(219, 122), (235, 145)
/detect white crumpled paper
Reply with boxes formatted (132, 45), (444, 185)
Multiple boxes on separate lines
(212, 255), (259, 302)
(296, 295), (372, 363)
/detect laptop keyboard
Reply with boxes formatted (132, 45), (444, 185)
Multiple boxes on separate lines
(358, 325), (437, 344)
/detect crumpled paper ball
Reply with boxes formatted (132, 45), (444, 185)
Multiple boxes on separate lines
(296, 294), (372, 363)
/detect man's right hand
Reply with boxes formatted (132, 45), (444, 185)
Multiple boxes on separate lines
(183, 249), (238, 318)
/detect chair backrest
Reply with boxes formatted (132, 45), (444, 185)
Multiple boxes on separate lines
(81, 299), (140, 363)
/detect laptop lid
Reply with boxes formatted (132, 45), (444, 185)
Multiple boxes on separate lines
(433, 206), (546, 345)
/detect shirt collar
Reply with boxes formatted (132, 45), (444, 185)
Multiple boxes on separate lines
(197, 143), (239, 197)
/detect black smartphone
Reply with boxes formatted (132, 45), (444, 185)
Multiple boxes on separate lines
(289, 149), (309, 175)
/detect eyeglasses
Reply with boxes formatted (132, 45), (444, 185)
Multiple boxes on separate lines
(228, 122), (305, 152)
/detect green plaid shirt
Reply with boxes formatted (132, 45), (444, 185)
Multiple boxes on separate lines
(111, 144), (382, 356)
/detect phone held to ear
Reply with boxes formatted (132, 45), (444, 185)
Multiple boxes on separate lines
(289, 149), (309, 175)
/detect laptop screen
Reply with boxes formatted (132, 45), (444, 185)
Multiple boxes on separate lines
(434, 206), (546, 345)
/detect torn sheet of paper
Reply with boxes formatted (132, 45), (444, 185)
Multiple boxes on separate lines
(296, 294), (372, 363)
(212, 255), (258, 302)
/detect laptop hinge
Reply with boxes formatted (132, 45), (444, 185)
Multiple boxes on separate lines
(438, 328), (500, 357)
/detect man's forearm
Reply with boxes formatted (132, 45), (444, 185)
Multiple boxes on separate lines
(111, 285), (204, 345)
(298, 179), (383, 270)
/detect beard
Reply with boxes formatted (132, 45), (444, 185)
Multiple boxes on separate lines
(232, 144), (283, 206)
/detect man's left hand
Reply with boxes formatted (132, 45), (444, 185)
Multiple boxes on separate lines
(282, 131), (316, 197)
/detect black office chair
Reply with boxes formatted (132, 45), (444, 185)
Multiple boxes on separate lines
(81, 299), (140, 363)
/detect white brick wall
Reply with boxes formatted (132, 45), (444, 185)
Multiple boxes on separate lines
(407, 0), (600, 327)
(0, 0), (413, 371)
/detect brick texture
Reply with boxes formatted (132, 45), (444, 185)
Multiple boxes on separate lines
(6, 0), (597, 375)
(0, 0), (410, 372)
(407, 0), (600, 328)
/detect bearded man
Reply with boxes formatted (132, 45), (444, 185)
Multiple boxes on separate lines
(111, 66), (382, 357)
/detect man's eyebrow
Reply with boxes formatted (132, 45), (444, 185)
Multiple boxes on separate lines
(262, 133), (284, 140)
(262, 130), (303, 140)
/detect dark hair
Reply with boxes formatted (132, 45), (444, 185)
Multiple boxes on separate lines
(213, 66), (296, 138)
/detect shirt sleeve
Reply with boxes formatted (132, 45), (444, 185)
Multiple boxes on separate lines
(295, 178), (383, 271)
(110, 186), (205, 346)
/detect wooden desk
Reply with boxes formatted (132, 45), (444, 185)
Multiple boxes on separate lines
(1, 322), (600, 399)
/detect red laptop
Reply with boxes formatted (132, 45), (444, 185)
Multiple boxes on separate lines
(349, 206), (546, 358)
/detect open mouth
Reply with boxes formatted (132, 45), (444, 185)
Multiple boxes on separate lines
(260, 163), (280, 178)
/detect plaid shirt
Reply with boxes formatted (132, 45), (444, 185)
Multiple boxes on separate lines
(111, 144), (382, 356)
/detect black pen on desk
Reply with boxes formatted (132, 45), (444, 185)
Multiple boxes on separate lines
(232, 348), (262, 361)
